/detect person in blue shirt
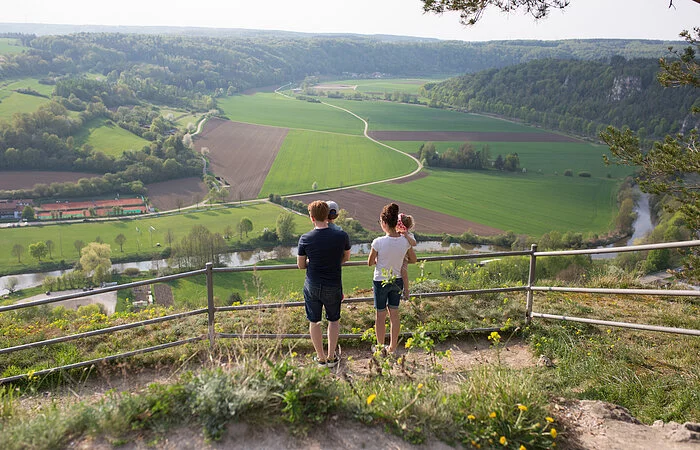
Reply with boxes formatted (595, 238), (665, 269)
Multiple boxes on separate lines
(297, 200), (350, 367)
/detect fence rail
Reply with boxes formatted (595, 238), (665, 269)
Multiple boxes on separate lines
(1, 239), (699, 385)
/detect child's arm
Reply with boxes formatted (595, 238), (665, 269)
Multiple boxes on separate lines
(403, 231), (417, 247)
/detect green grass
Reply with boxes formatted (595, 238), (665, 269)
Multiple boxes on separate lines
(217, 93), (364, 135)
(363, 168), (621, 236)
(0, 78), (54, 122)
(320, 77), (449, 95)
(72, 118), (150, 156)
(384, 140), (631, 179)
(258, 130), (417, 197)
(322, 99), (542, 133)
(0, 38), (25, 54)
(158, 108), (201, 130)
(0, 203), (309, 275)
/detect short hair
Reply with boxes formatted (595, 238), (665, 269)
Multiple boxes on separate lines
(308, 200), (329, 221)
(400, 213), (414, 230)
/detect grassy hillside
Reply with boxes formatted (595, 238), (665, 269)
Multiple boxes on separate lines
(259, 130), (417, 197)
(363, 168), (620, 236)
(217, 93), (364, 135)
(73, 118), (151, 157)
(0, 79), (53, 122)
(0, 38), (25, 54)
(319, 77), (448, 95)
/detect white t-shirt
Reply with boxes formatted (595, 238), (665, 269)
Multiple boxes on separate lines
(371, 235), (411, 281)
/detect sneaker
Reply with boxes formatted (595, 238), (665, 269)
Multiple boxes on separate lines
(313, 356), (327, 367)
(326, 354), (340, 368)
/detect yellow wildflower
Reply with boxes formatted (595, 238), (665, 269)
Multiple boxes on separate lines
(518, 404), (528, 411)
(366, 394), (377, 405)
(489, 412), (497, 418)
(550, 428), (557, 438)
(520, 446), (527, 450)
(499, 436), (507, 445)
(467, 414), (476, 420)
(546, 416), (554, 423)
(417, 383), (424, 390)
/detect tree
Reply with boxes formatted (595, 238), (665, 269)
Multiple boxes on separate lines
(4, 277), (18, 294)
(276, 213), (296, 243)
(115, 233), (127, 252)
(11, 244), (24, 263)
(74, 240), (85, 257)
(45, 240), (54, 259)
(22, 205), (35, 221)
(29, 241), (48, 262)
(80, 242), (112, 284)
(238, 217), (253, 238)
(422, 0), (569, 26)
(602, 28), (700, 279)
(175, 198), (184, 213)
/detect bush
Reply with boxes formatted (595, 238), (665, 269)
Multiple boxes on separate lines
(563, 169), (573, 177)
(123, 268), (140, 276)
(578, 171), (591, 177)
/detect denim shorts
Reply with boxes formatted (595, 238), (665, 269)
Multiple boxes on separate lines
(373, 279), (404, 311)
(303, 280), (342, 322)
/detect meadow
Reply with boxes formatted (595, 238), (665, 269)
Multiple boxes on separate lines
(0, 78), (53, 122)
(73, 118), (151, 156)
(217, 93), (364, 135)
(258, 129), (417, 197)
(363, 168), (621, 236)
(319, 77), (448, 95)
(321, 98), (544, 132)
(0, 203), (310, 274)
(0, 38), (25, 54)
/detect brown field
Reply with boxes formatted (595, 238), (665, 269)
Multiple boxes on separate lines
(293, 189), (503, 236)
(367, 131), (582, 142)
(0, 171), (101, 191)
(194, 118), (288, 200)
(146, 177), (208, 211)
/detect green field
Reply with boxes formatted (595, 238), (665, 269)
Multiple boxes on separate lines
(322, 99), (542, 133)
(0, 79), (53, 122)
(384, 141), (630, 179)
(0, 38), (25, 54)
(159, 108), (202, 130)
(363, 168), (620, 236)
(259, 130), (417, 197)
(73, 118), (151, 156)
(0, 203), (310, 274)
(217, 93), (364, 135)
(321, 77), (449, 95)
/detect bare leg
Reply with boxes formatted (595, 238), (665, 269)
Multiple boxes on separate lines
(327, 320), (339, 358)
(388, 308), (400, 353)
(375, 309), (387, 348)
(401, 266), (409, 299)
(309, 321), (326, 361)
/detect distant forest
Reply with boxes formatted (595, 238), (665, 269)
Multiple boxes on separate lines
(0, 31), (694, 199)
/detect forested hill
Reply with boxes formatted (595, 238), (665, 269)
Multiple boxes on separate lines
(0, 32), (682, 90)
(421, 58), (699, 141)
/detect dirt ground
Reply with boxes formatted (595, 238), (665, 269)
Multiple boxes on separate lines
(18, 289), (117, 314)
(367, 131), (583, 143)
(194, 118), (288, 200)
(0, 171), (101, 191)
(49, 338), (700, 449)
(146, 177), (209, 211)
(293, 189), (504, 236)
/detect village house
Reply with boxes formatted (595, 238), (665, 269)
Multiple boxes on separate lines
(0, 199), (31, 219)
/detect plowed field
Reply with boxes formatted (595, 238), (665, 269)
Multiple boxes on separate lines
(194, 118), (288, 200)
(0, 171), (101, 190)
(146, 177), (208, 211)
(293, 189), (503, 236)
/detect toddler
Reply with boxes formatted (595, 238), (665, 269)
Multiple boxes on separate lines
(395, 213), (416, 299)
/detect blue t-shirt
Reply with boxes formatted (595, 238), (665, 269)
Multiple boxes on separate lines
(298, 227), (350, 287)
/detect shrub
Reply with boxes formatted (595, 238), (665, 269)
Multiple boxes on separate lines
(563, 169), (573, 177)
(578, 171), (591, 177)
(123, 268), (140, 276)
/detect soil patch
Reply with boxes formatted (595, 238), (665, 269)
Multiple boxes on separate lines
(0, 171), (101, 191)
(194, 118), (288, 201)
(368, 131), (583, 143)
(146, 177), (208, 211)
(293, 189), (503, 236)
(153, 283), (174, 307)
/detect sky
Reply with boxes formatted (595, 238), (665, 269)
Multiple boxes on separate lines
(3, 0), (700, 42)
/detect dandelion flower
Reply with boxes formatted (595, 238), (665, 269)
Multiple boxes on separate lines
(546, 416), (554, 423)
(550, 428), (557, 438)
(417, 383), (424, 390)
(518, 404), (528, 411)
(520, 446), (527, 450)
(499, 436), (507, 445)
(489, 412), (497, 418)
(366, 394), (377, 405)
(467, 414), (476, 420)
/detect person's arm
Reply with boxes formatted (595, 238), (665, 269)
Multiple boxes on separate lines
(367, 247), (378, 266)
(405, 247), (417, 264)
(297, 255), (307, 269)
(404, 232), (417, 247)
(342, 249), (351, 264)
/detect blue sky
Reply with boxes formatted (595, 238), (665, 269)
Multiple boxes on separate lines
(3, 0), (699, 41)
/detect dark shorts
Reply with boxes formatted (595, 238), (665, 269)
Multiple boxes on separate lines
(303, 280), (342, 322)
(373, 279), (404, 311)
